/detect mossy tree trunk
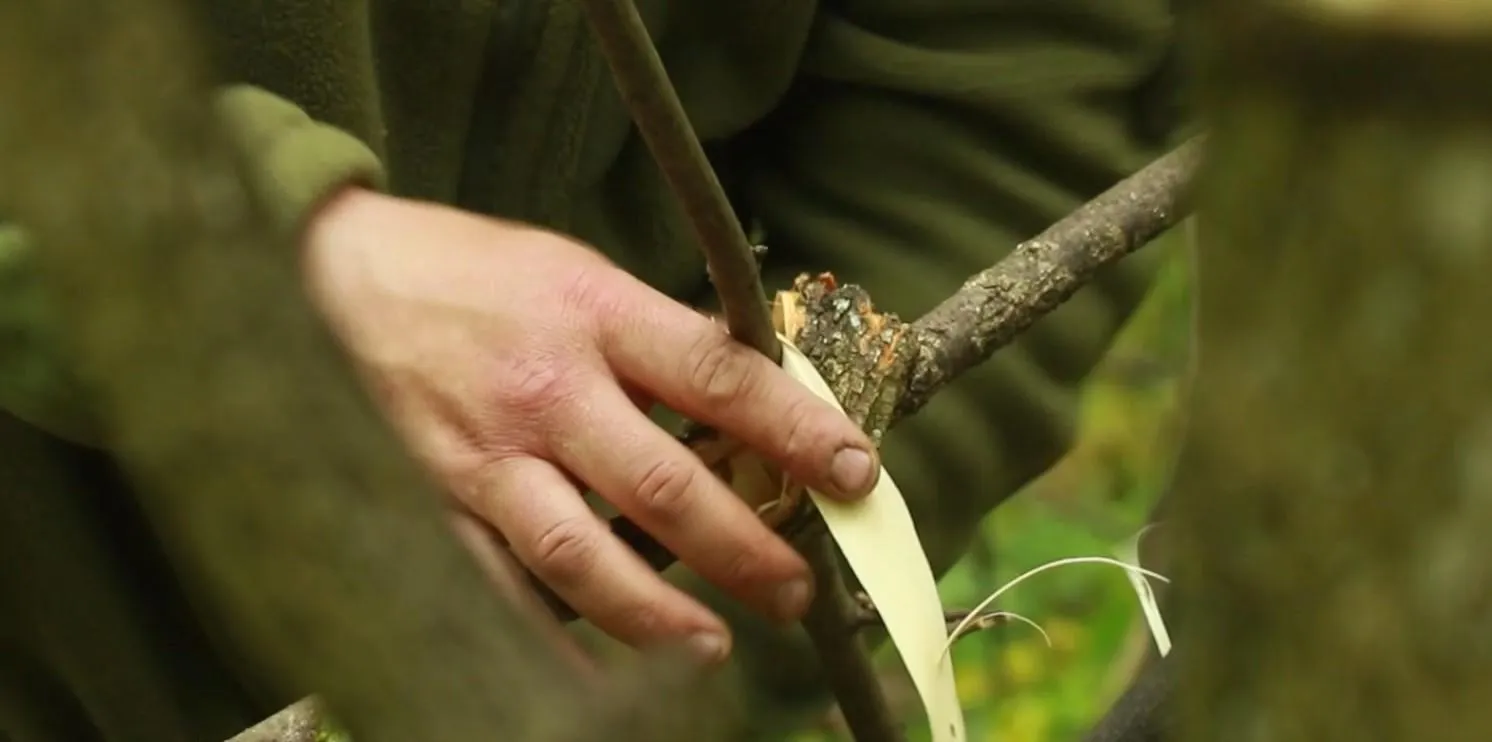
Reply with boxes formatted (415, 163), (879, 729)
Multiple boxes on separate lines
(1176, 2), (1492, 739)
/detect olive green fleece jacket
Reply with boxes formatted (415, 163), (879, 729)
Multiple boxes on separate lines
(0, 1), (1184, 740)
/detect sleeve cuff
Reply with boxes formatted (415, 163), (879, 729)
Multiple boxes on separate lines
(0, 86), (389, 447)
(213, 84), (388, 239)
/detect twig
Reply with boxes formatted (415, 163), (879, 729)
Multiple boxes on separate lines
(575, 0), (779, 360)
(965, 527), (1005, 694)
(800, 538), (907, 742)
(850, 596), (1010, 643)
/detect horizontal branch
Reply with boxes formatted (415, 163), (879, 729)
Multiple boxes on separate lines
(899, 137), (1204, 418)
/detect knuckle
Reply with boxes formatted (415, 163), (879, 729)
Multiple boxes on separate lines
(528, 517), (600, 586)
(491, 353), (574, 418)
(718, 543), (773, 588)
(776, 393), (832, 466)
(552, 260), (638, 344)
(616, 604), (673, 642)
(555, 259), (623, 317)
(632, 457), (700, 521)
(682, 331), (757, 406)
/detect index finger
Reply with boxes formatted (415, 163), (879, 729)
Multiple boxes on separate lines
(595, 283), (880, 501)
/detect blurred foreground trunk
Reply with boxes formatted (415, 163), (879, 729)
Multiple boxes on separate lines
(1176, 2), (1492, 739)
(0, 1), (730, 742)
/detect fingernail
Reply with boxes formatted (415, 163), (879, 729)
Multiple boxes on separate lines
(774, 577), (814, 621)
(686, 632), (730, 665)
(830, 446), (878, 497)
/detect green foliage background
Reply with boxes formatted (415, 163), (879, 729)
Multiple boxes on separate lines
(796, 228), (1194, 742)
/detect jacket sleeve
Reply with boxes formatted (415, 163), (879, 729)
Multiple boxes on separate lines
(0, 84), (385, 446)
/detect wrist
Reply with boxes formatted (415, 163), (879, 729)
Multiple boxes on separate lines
(300, 186), (391, 315)
(304, 186), (384, 252)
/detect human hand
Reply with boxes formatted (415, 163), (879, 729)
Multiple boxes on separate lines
(301, 188), (880, 662)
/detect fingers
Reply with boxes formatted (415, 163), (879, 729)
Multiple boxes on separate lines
(596, 287), (881, 501)
(464, 454), (731, 662)
(446, 511), (598, 675)
(547, 384), (816, 623)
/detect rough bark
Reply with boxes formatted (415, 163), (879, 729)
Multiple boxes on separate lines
(901, 140), (1202, 419)
(0, 2), (730, 742)
(1172, 2), (1492, 741)
(798, 537), (904, 742)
